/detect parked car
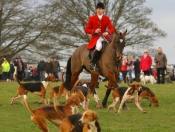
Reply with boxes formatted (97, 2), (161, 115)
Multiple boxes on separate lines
(62, 70), (91, 82)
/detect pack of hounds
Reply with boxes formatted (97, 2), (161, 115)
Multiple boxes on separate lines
(11, 66), (159, 132)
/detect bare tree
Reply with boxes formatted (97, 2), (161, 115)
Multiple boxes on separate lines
(40, 0), (166, 60)
(0, 0), (50, 62)
(0, 0), (167, 64)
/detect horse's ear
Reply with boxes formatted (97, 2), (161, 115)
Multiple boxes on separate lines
(122, 30), (127, 36)
(114, 29), (119, 35)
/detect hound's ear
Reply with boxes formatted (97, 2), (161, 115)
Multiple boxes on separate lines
(45, 77), (48, 81)
(126, 77), (131, 87)
(93, 112), (98, 120)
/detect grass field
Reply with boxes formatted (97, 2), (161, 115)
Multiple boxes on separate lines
(0, 81), (175, 132)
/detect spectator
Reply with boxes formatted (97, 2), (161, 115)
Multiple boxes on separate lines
(37, 58), (46, 81)
(13, 58), (18, 66)
(9, 61), (15, 82)
(45, 58), (53, 77)
(52, 57), (60, 80)
(1, 58), (10, 82)
(134, 56), (141, 82)
(0, 61), (2, 81)
(28, 66), (32, 80)
(154, 47), (167, 84)
(121, 56), (127, 83)
(126, 56), (134, 83)
(31, 66), (37, 80)
(140, 49), (152, 76)
(23, 62), (28, 80)
(16, 57), (25, 81)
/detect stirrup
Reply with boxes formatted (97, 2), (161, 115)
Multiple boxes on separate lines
(90, 63), (100, 71)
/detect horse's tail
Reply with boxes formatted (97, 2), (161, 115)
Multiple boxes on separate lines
(64, 57), (72, 91)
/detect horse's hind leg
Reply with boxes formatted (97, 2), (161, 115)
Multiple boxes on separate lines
(71, 69), (83, 88)
(90, 73), (101, 108)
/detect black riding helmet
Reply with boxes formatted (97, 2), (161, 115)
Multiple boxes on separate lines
(96, 2), (105, 9)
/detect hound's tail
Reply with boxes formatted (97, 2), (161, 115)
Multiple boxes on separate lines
(71, 73), (85, 93)
(13, 66), (21, 86)
(126, 76), (131, 87)
(53, 94), (65, 120)
(23, 95), (34, 116)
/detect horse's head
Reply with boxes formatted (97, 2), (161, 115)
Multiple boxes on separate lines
(111, 30), (127, 63)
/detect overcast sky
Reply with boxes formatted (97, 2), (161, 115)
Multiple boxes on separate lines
(143, 0), (175, 64)
(35, 0), (175, 65)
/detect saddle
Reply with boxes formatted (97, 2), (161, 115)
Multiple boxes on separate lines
(88, 40), (109, 60)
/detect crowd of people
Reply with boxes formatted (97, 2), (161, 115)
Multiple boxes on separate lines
(0, 47), (168, 84)
(0, 56), (61, 82)
(121, 47), (168, 84)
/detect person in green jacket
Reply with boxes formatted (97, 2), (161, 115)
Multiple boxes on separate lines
(154, 47), (167, 84)
(1, 58), (10, 82)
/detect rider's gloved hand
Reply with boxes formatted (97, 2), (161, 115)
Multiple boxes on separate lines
(102, 32), (109, 36)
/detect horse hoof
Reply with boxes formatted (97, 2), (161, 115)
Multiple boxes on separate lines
(102, 104), (107, 108)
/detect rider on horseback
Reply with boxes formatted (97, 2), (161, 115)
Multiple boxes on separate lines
(85, 2), (115, 71)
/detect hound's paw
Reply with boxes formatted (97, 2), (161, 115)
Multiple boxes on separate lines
(116, 110), (120, 114)
(142, 111), (147, 114)
(107, 107), (110, 112)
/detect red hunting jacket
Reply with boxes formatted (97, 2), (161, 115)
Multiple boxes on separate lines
(85, 14), (115, 49)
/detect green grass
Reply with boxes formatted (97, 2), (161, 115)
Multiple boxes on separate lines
(0, 81), (175, 132)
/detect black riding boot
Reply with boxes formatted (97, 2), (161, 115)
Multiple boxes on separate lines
(90, 49), (100, 71)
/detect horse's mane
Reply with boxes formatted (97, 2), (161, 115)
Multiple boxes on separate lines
(110, 34), (117, 46)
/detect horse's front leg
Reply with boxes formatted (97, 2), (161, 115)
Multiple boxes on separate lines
(90, 73), (101, 108)
(102, 71), (117, 108)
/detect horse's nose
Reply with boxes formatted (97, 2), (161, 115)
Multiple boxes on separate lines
(117, 52), (122, 58)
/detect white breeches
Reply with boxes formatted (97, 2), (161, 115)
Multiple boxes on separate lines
(96, 36), (104, 51)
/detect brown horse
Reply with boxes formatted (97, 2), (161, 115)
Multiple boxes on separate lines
(64, 30), (127, 108)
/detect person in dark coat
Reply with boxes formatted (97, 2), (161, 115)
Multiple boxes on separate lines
(9, 61), (15, 81)
(16, 57), (25, 81)
(37, 58), (46, 81)
(154, 47), (167, 84)
(52, 57), (60, 80)
(45, 58), (53, 76)
(134, 56), (141, 82)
